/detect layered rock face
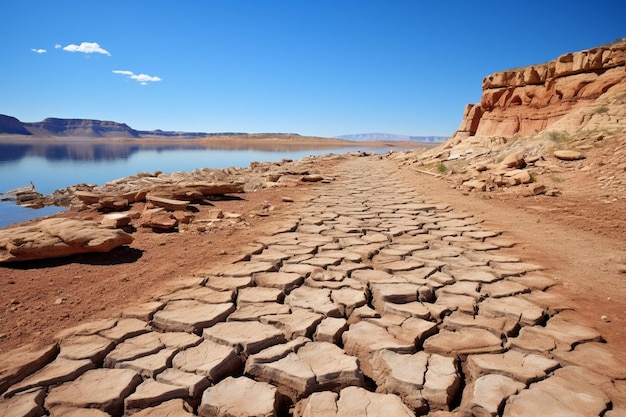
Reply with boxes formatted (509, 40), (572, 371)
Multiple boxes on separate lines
(456, 40), (626, 138)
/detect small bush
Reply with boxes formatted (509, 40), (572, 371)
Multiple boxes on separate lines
(529, 173), (537, 183)
(548, 131), (572, 143)
(437, 162), (447, 173)
(594, 106), (609, 114)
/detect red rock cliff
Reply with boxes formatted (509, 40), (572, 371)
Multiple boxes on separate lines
(455, 40), (626, 138)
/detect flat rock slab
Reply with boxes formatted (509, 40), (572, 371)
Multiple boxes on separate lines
(260, 309), (324, 339)
(0, 218), (133, 262)
(172, 340), (241, 382)
(469, 374), (525, 417)
(0, 389), (46, 417)
(294, 386), (414, 417)
(45, 368), (142, 415)
(253, 272), (305, 292)
(553, 342), (626, 380)
(423, 328), (504, 358)
(125, 379), (189, 410)
(152, 300), (235, 334)
(156, 368), (211, 398)
(0, 343), (58, 395)
(442, 311), (519, 338)
(371, 349), (462, 412)
(4, 357), (94, 397)
(237, 286), (284, 304)
(115, 348), (178, 378)
(198, 376), (278, 417)
(503, 367), (610, 417)
(129, 399), (195, 417)
(342, 321), (415, 378)
(467, 350), (560, 384)
(203, 321), (287, 356)
(228, 302), (291, 321)
(285, 286), (341, 317)
(479, 296), (546, 326)
(59, 334), (115, 363)
(246, 341), (363, 402)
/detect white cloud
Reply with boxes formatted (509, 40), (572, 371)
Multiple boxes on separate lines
(31, 48), (47, 54)
(63, 42), (111, 56)
(113, 70), (162, 85)
(54, 44), (62, 49)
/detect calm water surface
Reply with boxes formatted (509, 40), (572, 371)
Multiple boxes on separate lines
(0, 140), (408, 228)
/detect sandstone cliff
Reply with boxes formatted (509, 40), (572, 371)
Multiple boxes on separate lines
(455, 40), (626, 139)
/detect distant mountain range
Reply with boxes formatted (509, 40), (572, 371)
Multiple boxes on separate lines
(0, 114), (245, 139)
(334, 133), (448, 143)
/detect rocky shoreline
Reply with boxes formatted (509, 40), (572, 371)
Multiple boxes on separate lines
(1, 153), (624, 416)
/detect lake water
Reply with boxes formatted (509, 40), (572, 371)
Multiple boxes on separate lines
(0, 140), (409, 228)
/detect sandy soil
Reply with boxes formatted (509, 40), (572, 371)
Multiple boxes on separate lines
(0, 150), (625, 363)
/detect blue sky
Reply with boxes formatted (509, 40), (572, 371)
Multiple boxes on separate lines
(1, 1), (624, 138)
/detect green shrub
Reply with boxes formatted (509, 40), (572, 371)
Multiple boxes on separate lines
(594, 106), (609, 114)
(437, 162), (447, 173)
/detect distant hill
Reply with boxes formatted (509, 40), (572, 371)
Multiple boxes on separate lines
(0, 114), (239, 139)
(335, 133), (448, 143)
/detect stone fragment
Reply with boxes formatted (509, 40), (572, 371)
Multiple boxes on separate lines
(467, 350), (560, 384)
(383, 301), (431, 320)
(503, 367), (610, 417)
(158, 287), (234, 304)
(246, 341), (363, 402)
(423, 353), (461, 411)
(253, 272), (304, 292)
(228, 302), (291, 321)
(104, 333), (164, 367)
(514, 316), (602, 351)
(101, 211), (132, 228)
(0, 389), (46, 417)
(481, 280), (529, 298)
(125, 379), (189, 410)
(205, 276), (253, 292)
(553, 342), (626, 380)
(342, 321), (415, 378)
(45, 368), (142, 415)
(216, 261), (277, 277)
(129, 399), (195, 417)
(450, 269), (500, 283)
(98, 317), (150, 342)
(152, 300), (235, 334)
(370, 283), (419, 310)
(314, 317), (348, 344)
(469, 374), (525, 417)
(115, 348), (177, 378)
(172, 340), (241, 382)
(0, 343), (58, 395)
(4, 357), (93, 398)
(146, 195), (190, 211)
(54, 319), (117, 340)
(121, 301), (165, 321)
(479, 296), (546, 326)
(59, 334), (115, 363)
(294, 386), (414, 417)
(285, 286), (341, 317)
(238, 286), (284, 303)
(203, 321), (286, 356)
(0, 218), (134, 262)
(423, 328), (503, 358)
(370, 349), (428, 413)
(442, 312), (518, 338)
(260, 309), (324, 339)
(156, 368), (211, 398)
(198, 376), (278, 417)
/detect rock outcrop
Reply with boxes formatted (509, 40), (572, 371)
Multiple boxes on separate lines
(0, 218), (133, 262)
(455, 40), (626, 139)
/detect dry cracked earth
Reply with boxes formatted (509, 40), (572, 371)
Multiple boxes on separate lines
(1, 156), (625, 417)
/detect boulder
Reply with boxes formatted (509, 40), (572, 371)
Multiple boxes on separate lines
(554, 150), (585, 161)
(0, 218), (133, 262)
